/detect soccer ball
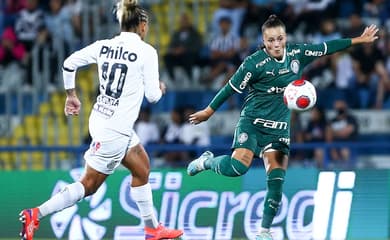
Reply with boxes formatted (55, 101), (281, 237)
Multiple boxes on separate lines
(283, 79), (317, 111)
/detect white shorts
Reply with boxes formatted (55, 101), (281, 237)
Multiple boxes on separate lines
(84, 129), (140, 175)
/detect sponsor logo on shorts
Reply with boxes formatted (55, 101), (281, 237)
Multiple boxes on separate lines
(238, 133), (248, 144)
(279, 137), (290, 145)
(253, 118), (288, 130)
(107, 160), (120, 170)
(90, 141), (101, 154)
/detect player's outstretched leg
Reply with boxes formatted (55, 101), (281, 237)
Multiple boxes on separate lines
(187, 151), (214, 176)
(19, 208), (40, 240)
(256, 231), (273, 240)
(144, 223), (183, 240)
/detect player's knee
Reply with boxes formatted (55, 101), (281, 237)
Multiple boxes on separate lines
(231, 158), (249, 176)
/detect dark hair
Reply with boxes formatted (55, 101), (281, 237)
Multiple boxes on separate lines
(261, 14), (285, 33)
(115, 0), (148, 31)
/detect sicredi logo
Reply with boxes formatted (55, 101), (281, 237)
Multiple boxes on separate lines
(49, 170), (354, 240)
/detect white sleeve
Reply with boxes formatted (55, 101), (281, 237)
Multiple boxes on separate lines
(143, 47), (162, 103)
(62, 41), (100, 89)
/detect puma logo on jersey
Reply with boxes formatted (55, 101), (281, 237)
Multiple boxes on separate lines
(266, 69), (275, 76)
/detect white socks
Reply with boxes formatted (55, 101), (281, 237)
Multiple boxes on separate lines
(38, 181), (85, 219)
(131, 183), (158, 228)
(37, 181), (158, 230)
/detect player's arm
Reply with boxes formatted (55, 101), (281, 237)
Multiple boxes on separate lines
(189, 84), (235, 124)
(300, 24), (379, 66)
(63, 42), (99, 116)
(143, 48), (162, 103)
(189, 61), (254, 124)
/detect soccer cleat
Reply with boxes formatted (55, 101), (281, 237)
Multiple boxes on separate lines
(19, 208), (40, 240)
(144, 223), (183, 240)
(187, 151), (214, 176)
(255, 231), (273, 240)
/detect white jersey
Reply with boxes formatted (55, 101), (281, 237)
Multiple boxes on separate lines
(63, 32), (162, 139)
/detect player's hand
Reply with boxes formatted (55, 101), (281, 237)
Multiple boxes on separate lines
(159, 81), (167, 95)
(358, 24), (379, 43)
(189, 106), (214, 125)
(64, 95), (81, 116)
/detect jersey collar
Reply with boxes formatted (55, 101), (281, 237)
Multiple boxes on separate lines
(263, 47), (286, 63)
(118, 32), (141, 40)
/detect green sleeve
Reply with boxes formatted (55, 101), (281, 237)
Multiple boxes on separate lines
(325, 39), (352, 55)
(298, 39), (352, 67)
(209, 83), (235, 111)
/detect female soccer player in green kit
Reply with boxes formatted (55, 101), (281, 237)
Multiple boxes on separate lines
(187, 15), (379, 240)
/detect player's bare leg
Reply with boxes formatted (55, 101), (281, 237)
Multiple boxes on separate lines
(122, 144), (183, 240)
(20, 165), (107, 240)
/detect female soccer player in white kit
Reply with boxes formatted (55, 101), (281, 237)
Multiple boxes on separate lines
(19, 0), (183, 239)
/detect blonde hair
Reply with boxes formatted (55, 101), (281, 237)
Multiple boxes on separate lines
(116, 0), (148, 30)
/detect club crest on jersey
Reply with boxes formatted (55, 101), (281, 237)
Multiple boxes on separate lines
(238, 133), (248, 144)
(290, 60), (300, 74)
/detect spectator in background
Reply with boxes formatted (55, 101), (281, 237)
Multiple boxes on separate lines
(3, 0), (26, 31)
(304, 19), (342, 89)
(211, 0), (247, 37)
(14, 0), (45, 52)
(304, 107), (327, 168)
(311, 18), (341, 43)
(45, 0), (77, 54)
(179, 105), (210, 147)
(326, 99), (359, 167)
(0, 27), (27, 91)
(64, 0), (82, 48)
(163, 13), (203, 83)
(285, 0), (334, 35)
(162, 106), (210, 166)
(362, 0), (390, 26)
(333, 50), (354, 90)
(203, 16), (241, 89)
(350, 42), (389, 108)
(161, 107), (187, 166)
(14, 0), (47, 87)
(333, 0), (363, 19)
(341, 13), (365, 38)
(134, 107), (160, 146)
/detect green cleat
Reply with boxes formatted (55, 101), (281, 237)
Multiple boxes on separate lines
(187, 151), (214, 176)
(255, 232), (273, 240)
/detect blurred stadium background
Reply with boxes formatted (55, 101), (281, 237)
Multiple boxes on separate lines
(0, 0), (390, 239)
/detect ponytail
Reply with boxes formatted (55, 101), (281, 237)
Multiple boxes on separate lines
(115, 0), (148, 30)
(261, 14), (285, 33)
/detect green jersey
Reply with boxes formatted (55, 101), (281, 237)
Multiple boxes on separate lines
(226, 39), (351, 136)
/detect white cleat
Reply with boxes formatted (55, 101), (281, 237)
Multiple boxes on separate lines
(255, 232), (273, 240)
(187, 151), (214, 176)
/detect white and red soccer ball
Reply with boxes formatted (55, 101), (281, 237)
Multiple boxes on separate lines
(283, 79), (317, 111)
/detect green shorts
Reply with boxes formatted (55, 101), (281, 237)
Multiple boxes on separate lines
(231, 117), (290, 157)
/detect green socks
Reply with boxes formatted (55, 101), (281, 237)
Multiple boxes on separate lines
(261, 168), (285, 229)
(204, 155), (249, 177)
